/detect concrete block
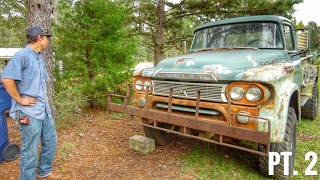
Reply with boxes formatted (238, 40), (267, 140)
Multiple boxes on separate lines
(129, 135), (155, 154)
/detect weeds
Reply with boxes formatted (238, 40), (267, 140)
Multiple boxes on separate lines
(54, 88), (88, 130)
(57, 141), (75, 163)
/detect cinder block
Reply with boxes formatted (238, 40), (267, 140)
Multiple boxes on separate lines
(129, 135), (155, 154)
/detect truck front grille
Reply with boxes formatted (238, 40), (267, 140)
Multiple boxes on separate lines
(152, 80), (227, 102)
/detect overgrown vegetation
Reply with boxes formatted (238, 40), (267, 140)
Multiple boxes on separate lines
(54, 88), (88, 127)
(54, 0), (136, 108)
(0, 0), (26, 47)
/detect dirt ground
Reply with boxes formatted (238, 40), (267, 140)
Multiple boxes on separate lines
(0, 110), (198, 180)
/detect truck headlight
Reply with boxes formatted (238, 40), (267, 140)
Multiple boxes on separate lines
(230, 86), (245, 100)
(135, 80), (143, 91)
(144, 80), (152, 91)
(226, 82), (271, 106)
(246, 87), (262, 102)
(134, 78), (153, 94)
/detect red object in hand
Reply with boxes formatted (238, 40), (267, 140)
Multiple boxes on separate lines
(19, 117), (29, 125)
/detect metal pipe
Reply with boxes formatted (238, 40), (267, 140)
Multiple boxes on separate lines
(142, 123), (268, 156)
(168, 88), (173, 113)
(195, 91), (200, 119)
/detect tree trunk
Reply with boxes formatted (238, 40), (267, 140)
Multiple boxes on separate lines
(85, 47), (94, 109)
(154, 0), (165, 65)
(27, 0), (56, 117)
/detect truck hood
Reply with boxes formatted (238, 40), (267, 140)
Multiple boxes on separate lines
(142, 49), (286, 81)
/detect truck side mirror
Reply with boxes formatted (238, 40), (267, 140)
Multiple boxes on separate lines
(296, 29), (309, 52)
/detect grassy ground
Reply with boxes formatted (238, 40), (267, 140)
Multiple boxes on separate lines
(179, 59), (320, 179)
(179, 143), (269, 179)
(178, 118), (320, 179)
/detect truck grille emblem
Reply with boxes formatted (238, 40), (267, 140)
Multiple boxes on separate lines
(178, 87), (188, 97)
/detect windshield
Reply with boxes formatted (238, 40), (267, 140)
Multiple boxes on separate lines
(191, 22), (283, 50)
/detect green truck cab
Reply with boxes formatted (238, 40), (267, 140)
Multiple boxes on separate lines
(108, 15), (318, 178)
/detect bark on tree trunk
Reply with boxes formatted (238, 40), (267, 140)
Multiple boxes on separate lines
(27, 0), (56, 117)
(85, 47), (94, 109)
(154, 0), (165, 65)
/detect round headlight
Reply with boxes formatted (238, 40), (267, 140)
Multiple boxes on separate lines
(143, 81), (152, 91)
(135, 80), (143, 91)
(246, 87), (262, 102)
(230, 86), (244, 100)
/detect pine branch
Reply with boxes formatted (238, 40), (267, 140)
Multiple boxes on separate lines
(138, 42), (155, 51)
(164, 34), (193, 44)
(129, 31), (153, 37)
(134, 16), (155, 28)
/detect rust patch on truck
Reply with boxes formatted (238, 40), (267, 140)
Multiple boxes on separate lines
(303, 65), (318, 84)
(176, 57), (192, 64)
(242, 63), (295, 81)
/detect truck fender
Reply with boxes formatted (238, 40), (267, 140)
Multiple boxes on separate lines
(260, 81), (299, 143)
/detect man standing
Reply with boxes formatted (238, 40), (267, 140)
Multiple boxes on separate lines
(1, 26), (59, 180)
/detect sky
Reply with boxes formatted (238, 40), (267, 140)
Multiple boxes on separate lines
(293, 0), (320, 25)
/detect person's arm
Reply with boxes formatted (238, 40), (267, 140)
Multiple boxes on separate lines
(1, 78), (37, 106)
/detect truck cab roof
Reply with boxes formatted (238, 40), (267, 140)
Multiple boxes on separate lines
(195, 15), (292, 32)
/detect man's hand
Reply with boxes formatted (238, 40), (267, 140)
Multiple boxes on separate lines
(1, 78), (37, 106)
(19, 97), (37, 106)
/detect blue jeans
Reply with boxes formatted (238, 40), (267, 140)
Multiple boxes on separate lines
(19, 112), (57, 180)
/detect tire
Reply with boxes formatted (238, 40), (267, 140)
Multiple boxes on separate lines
(2, 144), (20, 162)
(301, 82), (318, 120)
(258, 107), (297, 179)
(143, 122), (178, 146)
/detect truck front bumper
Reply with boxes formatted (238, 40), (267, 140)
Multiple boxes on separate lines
(107, 88), (270, 156)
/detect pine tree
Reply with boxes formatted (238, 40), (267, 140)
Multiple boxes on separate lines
(0, 0), (26, 47)
(55, 0), (136, 107)
(307, 21), (320, 52)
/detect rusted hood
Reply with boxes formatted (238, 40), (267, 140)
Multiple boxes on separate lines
(142, 50), (288, 81)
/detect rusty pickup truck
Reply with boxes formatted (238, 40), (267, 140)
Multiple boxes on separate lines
(108, 15), (318, 179)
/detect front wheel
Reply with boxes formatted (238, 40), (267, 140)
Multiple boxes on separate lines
(259, 107), (297, 179)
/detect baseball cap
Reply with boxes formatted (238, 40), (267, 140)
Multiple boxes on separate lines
(26, 26), (52, 40)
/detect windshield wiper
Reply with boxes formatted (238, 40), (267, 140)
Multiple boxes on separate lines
(232, 47), (259, 50)
(189, 47), (259, 53)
